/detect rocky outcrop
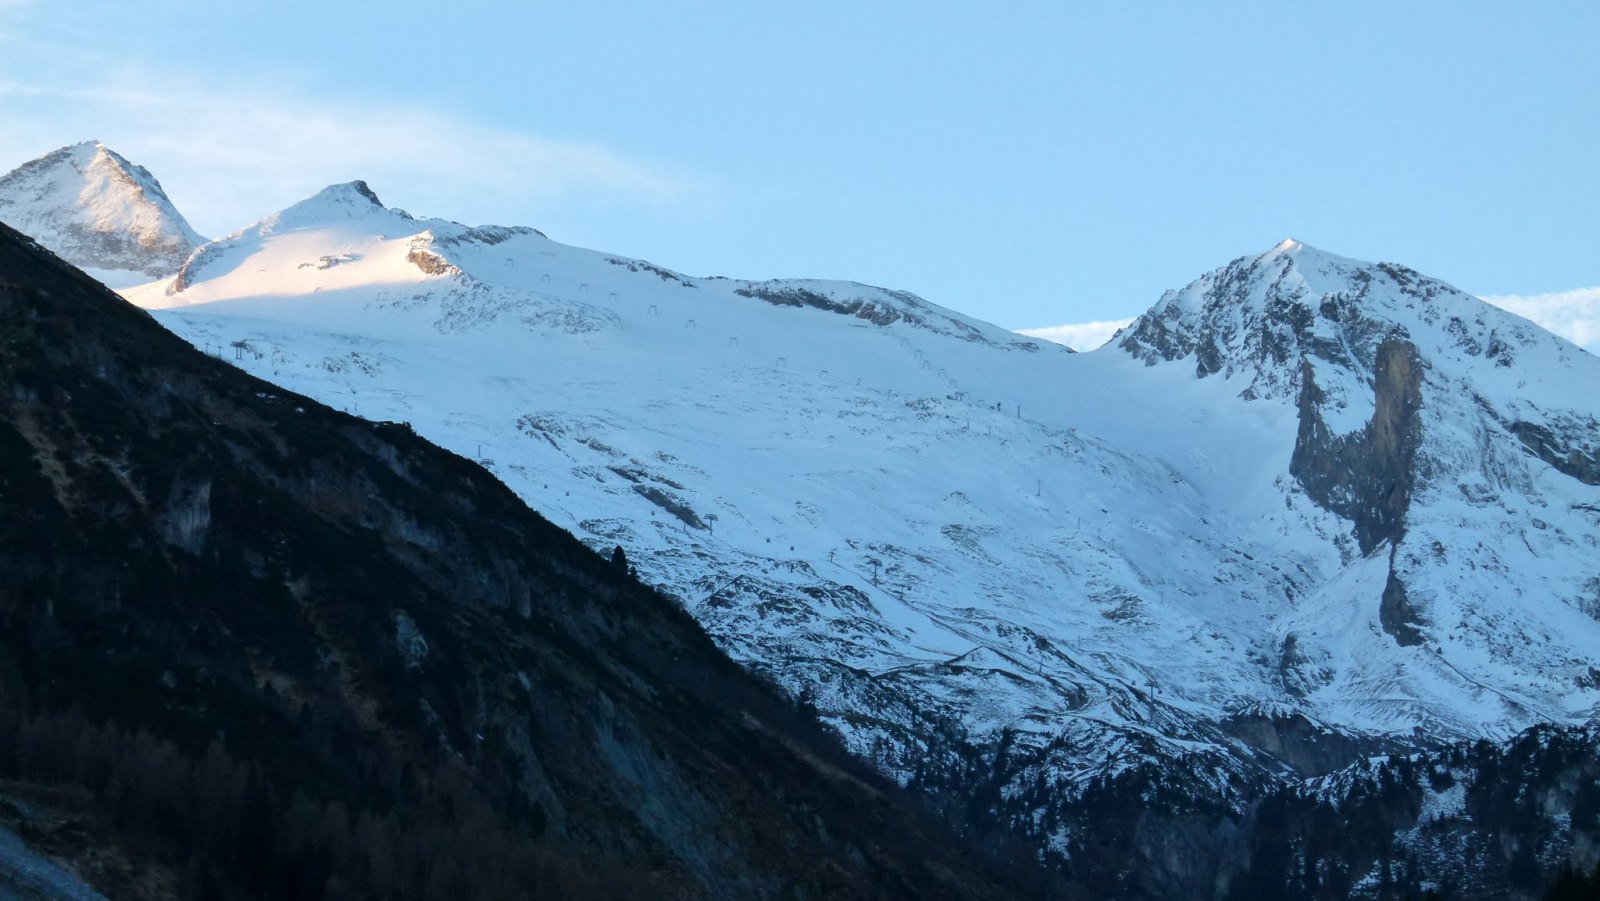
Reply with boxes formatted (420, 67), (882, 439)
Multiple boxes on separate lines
(405, 244), (463, 277)
(1508, 418), (1600, 486)
(731, 281), (1030, 348)
(1117, 245), (1320, 390)
(1290, 335), (1424, 556)
(1379, 554), (1427, 646)
(1221, 711), (1404, 777)
(1289, 335), (1431, 645)
(160, 474), (211, 554)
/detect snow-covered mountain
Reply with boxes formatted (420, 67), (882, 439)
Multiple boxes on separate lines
(1117, 241), (1600, 730)
(0, 141), (205, 286)
(10, 145), (1597, 883)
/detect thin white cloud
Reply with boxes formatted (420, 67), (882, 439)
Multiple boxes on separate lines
(1017, 318), (1135, 352)
(0, 63), (712, 239)
(1479, 287), (1600, 353)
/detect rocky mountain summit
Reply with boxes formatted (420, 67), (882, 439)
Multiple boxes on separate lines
(1121, 239), (1600, 720)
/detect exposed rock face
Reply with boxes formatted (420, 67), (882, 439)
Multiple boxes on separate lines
(1220, 711), (1404, 777)
(405, 244), (462, 277)
(0, 142), (205, 283)
(160, 474), (212, 555)
(1290, 334), (1424, 556)
(1123, 246), (1449, 652)
(1274, 633), (1322, 698)
(731, 281), (1049, 349)
(1508, 418), (1600, 486)
(1118, 242), (1357, 398)
(1379, 557), (1426, 646)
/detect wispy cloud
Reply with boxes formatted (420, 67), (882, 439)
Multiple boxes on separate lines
(1479, 287), (1600, 353)
(0, 58), (712, 238)
(1016, 318), (1135, 352)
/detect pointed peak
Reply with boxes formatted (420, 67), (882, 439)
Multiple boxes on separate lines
(254, 180), (410, 234)
(293, 180), (393, 215)
(62, 139), (104, 158)
(1273, 238), (1306, 257)
(1116, 238), (1569, 402)
(1244, 240), (1376, 283)
(321, 180), (385, 208)
(35, 140), (134, 175)
(85, 141), (136, 170)
(1259, 238), (1339, 263)
(0, 141), (206, 281)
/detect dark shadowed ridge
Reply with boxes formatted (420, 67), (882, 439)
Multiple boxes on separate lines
(0, 222), (1028, 900)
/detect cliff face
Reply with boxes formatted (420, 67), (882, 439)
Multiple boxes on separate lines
(1290, 334), (1424, 557)
(1289, 335), (1428, 645)
(1123, 244), (1600, 668)
(0, 224), (1020, 900)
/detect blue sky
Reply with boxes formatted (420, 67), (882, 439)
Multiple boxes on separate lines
(1, 1), (1596, 343)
